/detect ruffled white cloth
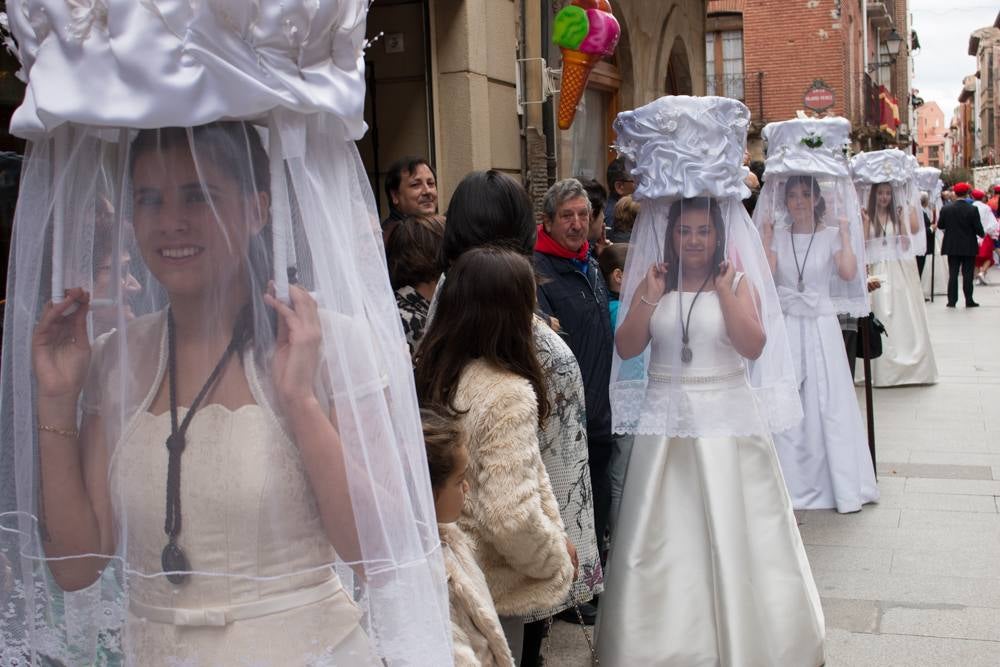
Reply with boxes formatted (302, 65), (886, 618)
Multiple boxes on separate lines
(612, 95), (751, 201)
(763, 116), (852, 178)
(8, 1), (370, 139)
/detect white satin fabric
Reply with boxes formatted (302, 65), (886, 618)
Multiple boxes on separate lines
(8, 1), (369, 140)
(862, 259), (939, 387)
(612, 96), (752, 201)
(762, 117), (852, 178)
(596, 291), (825, 666)
(772, 231), (879, 513)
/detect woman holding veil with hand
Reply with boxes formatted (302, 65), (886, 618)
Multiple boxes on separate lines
(852, 150), (938, 386)
(0, 3), (451, 665)
(754, 117), (878, 514)
(595, 96), (824, 667)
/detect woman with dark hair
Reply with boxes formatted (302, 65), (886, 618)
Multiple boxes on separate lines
(415, 246), (573, 663)
(435, 170), (603, 663)
(852, 150), (937, 386)
(385, 214), (445, 355)
(756, 132), (876, 514)
(20, 120), (444, 664)
(600, 97), (822, 666)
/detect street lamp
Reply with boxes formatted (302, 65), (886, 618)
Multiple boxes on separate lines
(883, 28), (903, 58)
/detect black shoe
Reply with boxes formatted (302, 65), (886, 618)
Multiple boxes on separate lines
(946, 303), (956, 308)
(555, 602), (598, 626)
(966, 301), (980, 308)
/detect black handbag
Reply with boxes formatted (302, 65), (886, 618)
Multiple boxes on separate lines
(856, 314), (886, 360)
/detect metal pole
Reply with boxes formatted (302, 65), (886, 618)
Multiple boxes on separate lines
(861, 319), (877, 478)
(929, 226), (936, 302)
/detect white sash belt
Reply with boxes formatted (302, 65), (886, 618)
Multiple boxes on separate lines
(130, 577), (344, 627)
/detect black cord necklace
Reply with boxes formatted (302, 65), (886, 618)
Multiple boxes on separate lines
(677, 270), (715, 364)
(876, 211), (891, 246)
(790, 222), (819, 293)
(161, 309), (245, 585)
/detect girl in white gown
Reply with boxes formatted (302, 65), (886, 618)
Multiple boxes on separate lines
(597, 96), (824, 667)
(853, 150), (938, 387)
(755, 118), (878, 514)
(0, 4), (452, 665)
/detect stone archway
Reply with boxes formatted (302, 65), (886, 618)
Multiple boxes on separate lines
(664, 36), (693, 96)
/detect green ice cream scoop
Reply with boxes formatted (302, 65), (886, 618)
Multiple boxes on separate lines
(553, 5), (589, 49)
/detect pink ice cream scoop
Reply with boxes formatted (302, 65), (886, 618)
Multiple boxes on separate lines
(579, 8), (620, 56)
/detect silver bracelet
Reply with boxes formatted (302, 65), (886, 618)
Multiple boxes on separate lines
(640, 295), (660, 307)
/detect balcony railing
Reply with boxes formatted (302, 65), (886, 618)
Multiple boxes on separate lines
(705, 72), (765, 124)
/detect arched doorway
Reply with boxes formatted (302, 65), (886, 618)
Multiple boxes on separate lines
(664, 36), (693, 96)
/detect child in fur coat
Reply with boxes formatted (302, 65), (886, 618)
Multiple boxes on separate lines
(423, 407), (515, 667)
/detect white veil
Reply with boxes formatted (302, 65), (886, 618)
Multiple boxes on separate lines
(851, 149), (926, 263)
(609, 96), (802, 438)
(753, 117), (870, 319)
(0, 3), (451, 666)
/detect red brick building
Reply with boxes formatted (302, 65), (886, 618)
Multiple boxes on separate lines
(706, 0), (912, 158)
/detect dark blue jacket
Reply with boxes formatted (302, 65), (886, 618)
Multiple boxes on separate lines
(534, 251), (613, 440)
(939, 199), (985, 257)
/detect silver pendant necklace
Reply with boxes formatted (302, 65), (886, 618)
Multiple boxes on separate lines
(791, 223), (818, 293)
(677, 271), (715, 364)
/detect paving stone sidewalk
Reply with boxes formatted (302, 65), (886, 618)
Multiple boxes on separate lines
(543, 267), (1000, 666)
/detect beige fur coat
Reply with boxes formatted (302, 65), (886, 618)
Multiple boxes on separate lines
(441, 523), (515, 667)
(454, 360), (574, 617)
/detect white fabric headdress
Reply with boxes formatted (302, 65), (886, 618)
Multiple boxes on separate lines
(609, 96), (802, 437)
(0, 3), (451, 665)
(851, 149), (927, 262)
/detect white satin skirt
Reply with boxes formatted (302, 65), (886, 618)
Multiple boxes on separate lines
(864, 258), (938, 387)
(776, 312), (879, 513)
(595, 433), (825, 667)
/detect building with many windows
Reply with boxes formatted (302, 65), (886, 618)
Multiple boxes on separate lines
(968, 13), (1000, 166)
(916, 101), (946, 168)
(705, 0), (913, 158)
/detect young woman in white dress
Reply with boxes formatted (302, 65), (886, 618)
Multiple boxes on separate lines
(754, 118), (878, 513)
(853, 150), (938, 387)
(1, 4), (451, 664)
(596, 96), (824, 667)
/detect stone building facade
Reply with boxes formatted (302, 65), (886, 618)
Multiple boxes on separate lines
(361, 0), (708, 214)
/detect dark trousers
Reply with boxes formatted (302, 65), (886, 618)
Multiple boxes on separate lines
(916, 254), (927, 277)
(521, 619), (547, 666)
(588, 433), (614, 557)
(947, 255), (976, 305)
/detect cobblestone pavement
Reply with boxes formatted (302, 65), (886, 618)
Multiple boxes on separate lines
(542, 266), (1000, 666)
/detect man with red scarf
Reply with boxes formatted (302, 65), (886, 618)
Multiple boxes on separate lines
(535, 178), (615, 573)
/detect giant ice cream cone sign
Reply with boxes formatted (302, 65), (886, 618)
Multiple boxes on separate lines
(553, 0), (621, 130)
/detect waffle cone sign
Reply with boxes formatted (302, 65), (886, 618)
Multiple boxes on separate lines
(558, 49), (601, 130)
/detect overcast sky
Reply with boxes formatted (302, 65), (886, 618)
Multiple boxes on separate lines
(910, 1), (998, 122)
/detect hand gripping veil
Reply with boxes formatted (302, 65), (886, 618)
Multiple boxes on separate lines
(0, 2), (451, 665)
(609, 96), (802, 438)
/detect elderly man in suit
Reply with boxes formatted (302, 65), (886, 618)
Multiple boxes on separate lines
(938, 182), (986, 308)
